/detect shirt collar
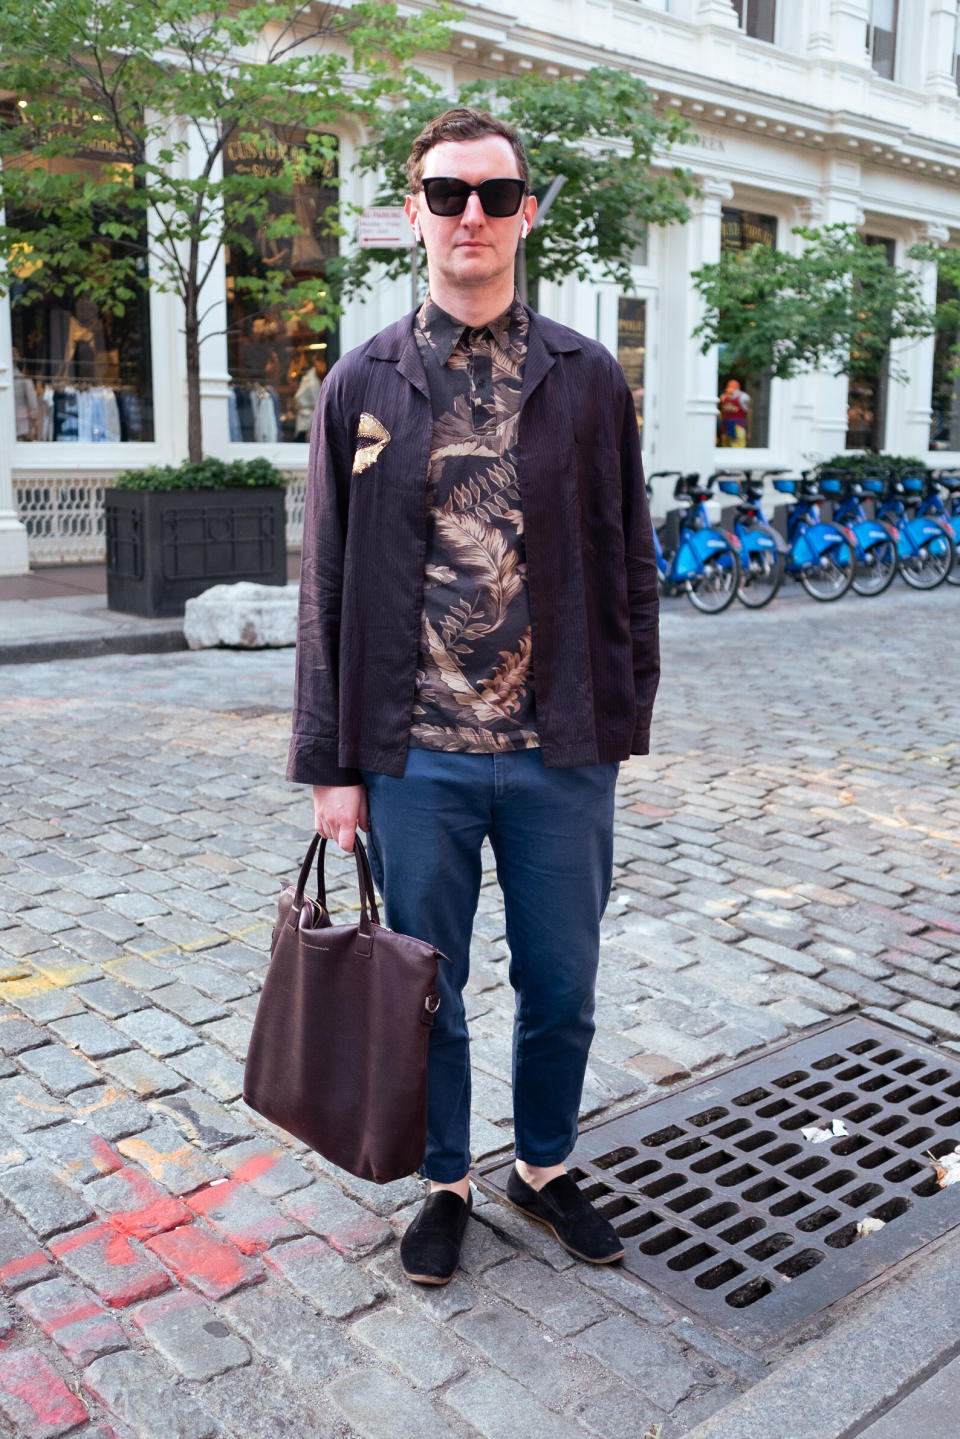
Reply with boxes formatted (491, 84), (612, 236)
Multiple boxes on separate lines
(416, 290), (526, 366)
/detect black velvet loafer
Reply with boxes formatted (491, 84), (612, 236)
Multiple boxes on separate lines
(400, 1189), (473, 1285)
(505, 1168), (625, 1264)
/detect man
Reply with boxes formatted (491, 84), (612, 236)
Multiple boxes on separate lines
(287, 107), (659, 1284)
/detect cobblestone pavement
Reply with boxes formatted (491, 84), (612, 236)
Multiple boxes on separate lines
(0, 582), (958, 1439)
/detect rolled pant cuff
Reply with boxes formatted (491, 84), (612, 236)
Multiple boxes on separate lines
(513, 1149), (573, 1167)
(419, 1165), (472, 1184)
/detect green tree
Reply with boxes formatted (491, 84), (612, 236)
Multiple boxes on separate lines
(691, 224), (935, 385)
(331, 67), (697, 306)
(0, 0), (453, 459)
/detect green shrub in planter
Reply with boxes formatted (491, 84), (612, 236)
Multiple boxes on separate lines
(106, 458), (288, 617)
(816, 453), (929, 482)
(114, 456), (286, 491)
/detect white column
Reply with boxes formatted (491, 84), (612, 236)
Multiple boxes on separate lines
(925, 0), (960, 96)
(890, 223), (945, 458)
(806, 0), (835, 56)
(830, 0), (871, 64)
(0, 203), (31, 575)
(696, 0), (739, 26)
(657, 177), (733, 505)
(807, 179), (863, 461)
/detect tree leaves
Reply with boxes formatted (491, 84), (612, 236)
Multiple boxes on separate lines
(691, 224), (936, 384)
(332, 66), (696, 300)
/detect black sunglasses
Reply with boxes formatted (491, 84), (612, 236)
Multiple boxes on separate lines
(420, 176), (527, 218)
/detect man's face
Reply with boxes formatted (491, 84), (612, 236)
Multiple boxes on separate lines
(405, 135), (537, 297)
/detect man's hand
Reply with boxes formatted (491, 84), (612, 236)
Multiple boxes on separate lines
(312, 784), (369, 852)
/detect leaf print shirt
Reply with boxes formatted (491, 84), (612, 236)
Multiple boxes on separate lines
(410, 291), (539, 754)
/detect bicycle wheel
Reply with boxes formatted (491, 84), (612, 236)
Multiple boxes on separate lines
(686, 546), (740, 614)
(852, 537), (898, 597)
(799, 541), (855, 602)
(899, 531), (955, 590)
(946, 534), (960, 586)
(736, 537), (783, 608)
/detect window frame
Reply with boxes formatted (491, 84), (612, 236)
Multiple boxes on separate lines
(866, 0), (899, 81)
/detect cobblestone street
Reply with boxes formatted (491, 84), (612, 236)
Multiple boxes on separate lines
(1, 582), (959, 1439)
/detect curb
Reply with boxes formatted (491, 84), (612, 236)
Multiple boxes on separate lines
(682, 1228), (960, 1439)
(0, 628), (187, 666)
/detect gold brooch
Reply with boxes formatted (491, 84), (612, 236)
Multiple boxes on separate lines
(352, 412), (391, 474)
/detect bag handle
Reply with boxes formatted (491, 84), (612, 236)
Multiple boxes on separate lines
(290, 833), (381, 944)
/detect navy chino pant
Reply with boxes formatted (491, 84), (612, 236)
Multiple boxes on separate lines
(362, 748), (618, 1183)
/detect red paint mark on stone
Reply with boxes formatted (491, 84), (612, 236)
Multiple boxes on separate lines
(0, 1347), (89, 1434)
(50, 1221), (113, 1258)
(89, 1135), (123, 1175)
(96, 1166), (192, 1241)
(50, 1221), (172, 1309)
(41, 1298), (105, 1333)
(109, 1196), (191, 1242)
(146, 1223), (265, 1299)
(0, 1250), (51, 1284)
(233, 1151), (279, 1185)
(187, 1178), (241, 1213)
(627, 801), (674, 817)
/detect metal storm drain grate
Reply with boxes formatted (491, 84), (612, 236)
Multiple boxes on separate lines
(479, 1019), (960, 1346)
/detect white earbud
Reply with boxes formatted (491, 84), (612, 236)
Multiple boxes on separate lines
(413, 215), (422, 242)
(520, 219), (529, 239)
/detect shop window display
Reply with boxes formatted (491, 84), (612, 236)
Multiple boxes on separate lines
(6, 137), (154, 444)
(617, 297), (646, 440)
(716, 208), (776, 448)
(224, 132), (340, 443)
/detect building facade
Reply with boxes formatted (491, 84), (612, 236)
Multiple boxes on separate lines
(2, 0), (960, 572)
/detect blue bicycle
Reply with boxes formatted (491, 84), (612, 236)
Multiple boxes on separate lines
(714, 470), (785, 608)
(874, 477), (955, 590)
(647, 471), (741, 614)
(764, 474), (856, 601)
(819, 476), (900, 597)
(916, 471), (960, 587)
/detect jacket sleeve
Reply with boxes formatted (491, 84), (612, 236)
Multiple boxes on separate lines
(618, 379), (661, 754)
(286, 368), (363, 787)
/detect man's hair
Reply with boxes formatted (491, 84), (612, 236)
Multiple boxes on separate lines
(406, 107), (530, 193)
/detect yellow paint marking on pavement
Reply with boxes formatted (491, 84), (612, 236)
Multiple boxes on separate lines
(180, 935), (228, 951)
(74, 1086), (127, 1114)
(0, 974), (56, 1001)
(29, 959), (98, 987)
(134, 946), (178, 961)
(0, 964), (30, 983)
(17, 1092), (68, 1116)
(118, 1133), (207, 1184)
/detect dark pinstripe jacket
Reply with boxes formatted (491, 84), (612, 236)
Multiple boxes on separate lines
(286, 304), (660, 787)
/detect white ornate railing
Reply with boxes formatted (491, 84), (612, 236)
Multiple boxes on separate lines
(13, 471), (308, 565)
(13, 473), (108, 565)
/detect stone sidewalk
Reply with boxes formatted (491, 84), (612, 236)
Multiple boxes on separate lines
(1, 582), (959, 1438)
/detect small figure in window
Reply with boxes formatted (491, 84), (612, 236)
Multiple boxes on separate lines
(718, 377), (750, 447)
(12, 347), (40, 441)
(294, 352), (326, 440)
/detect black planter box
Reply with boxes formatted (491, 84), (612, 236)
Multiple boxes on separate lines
(105, 486), (287, 618)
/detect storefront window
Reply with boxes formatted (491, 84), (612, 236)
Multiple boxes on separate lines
(6, 133), (154, 443)
(617, 297), (646, 440)
(930, 259), (960, 452)
(846, 235), (893, 451)
(716, 208), (776, 448)
(224, 132), (340, 443)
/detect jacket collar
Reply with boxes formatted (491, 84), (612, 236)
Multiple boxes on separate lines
(366, 302), (581, 404)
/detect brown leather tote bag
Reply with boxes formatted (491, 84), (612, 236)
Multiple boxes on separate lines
(243, 834), (446, 1183)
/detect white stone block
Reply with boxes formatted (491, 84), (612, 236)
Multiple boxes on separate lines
(183, 582), (299, 650)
